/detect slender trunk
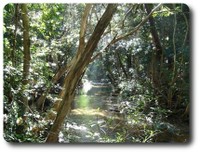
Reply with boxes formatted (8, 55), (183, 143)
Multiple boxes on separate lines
(106, 66), (117, 87)
(21, 4), (31, 85)
(36, 64), (70, 110)
(37, 4), (162, 110)
(172, 4), (177, 82)
(116, 51), (129, 79)
(21, 4), (31, 109)
(46, 4), (117, 142)
(127, 52), (132, 73)
(11, 4), (19, 66)
(145, 4), (163, 97)
(36, 4), (93, 111)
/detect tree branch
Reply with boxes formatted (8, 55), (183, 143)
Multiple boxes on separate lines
(90, 4), (162, 62)
(79, 4), (92, 48)
(111, 3), (162, 44)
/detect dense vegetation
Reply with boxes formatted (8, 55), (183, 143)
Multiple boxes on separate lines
(3, 3), (189, 143)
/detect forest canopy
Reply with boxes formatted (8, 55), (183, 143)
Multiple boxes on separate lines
(3, 3), (190, 143)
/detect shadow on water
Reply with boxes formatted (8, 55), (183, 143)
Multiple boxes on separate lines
(59, 82), (189, 143)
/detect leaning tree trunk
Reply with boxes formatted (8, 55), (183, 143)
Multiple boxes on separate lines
(46, 4), (117, 142)
(36, 4), (162, 111)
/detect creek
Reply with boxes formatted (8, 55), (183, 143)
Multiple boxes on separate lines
(58, 82), (189, 143)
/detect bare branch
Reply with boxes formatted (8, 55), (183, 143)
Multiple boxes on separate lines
(181, 6), (189, 49)
(121, 5), (134, 28)
(91, 4), (162, 62)
(111, 3), (162, 44)
(172, 4), (177, 83)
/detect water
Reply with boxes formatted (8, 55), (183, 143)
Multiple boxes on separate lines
(58, 83), (190, 143)
(59, 84), (125, 143)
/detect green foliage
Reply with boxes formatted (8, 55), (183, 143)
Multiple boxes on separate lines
(4, 103), (49, 142)
(3, 3), (189, 143)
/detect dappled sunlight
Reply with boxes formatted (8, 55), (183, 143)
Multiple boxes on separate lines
(65, 122), (88, 131)
(3, 3), (189, 143)
(71, 108), (108, 117)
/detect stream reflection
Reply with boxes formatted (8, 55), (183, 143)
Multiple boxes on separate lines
(59, 84), (123, 142)
(58, 83), (189, 143)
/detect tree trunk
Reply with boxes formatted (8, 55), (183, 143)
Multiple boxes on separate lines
(21, 4), (31, 109)
(36, 64), (70, 110)
(145, 4), (163, 90)
(36, 4), (92, 111)
(11, 4), (20, 66)
(36, 4), (162, 111)
(46, 4), (117, 142)
(116, 50), (129, 79)
(21, 4), (31, 85)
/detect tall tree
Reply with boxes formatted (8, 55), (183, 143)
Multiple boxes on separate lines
(46, 4), (118, 142)
(144, 4), (163, 95)
(21, 4), (31, 109)
(11, 4), (20, 66)
(36, 3), (162, 111)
